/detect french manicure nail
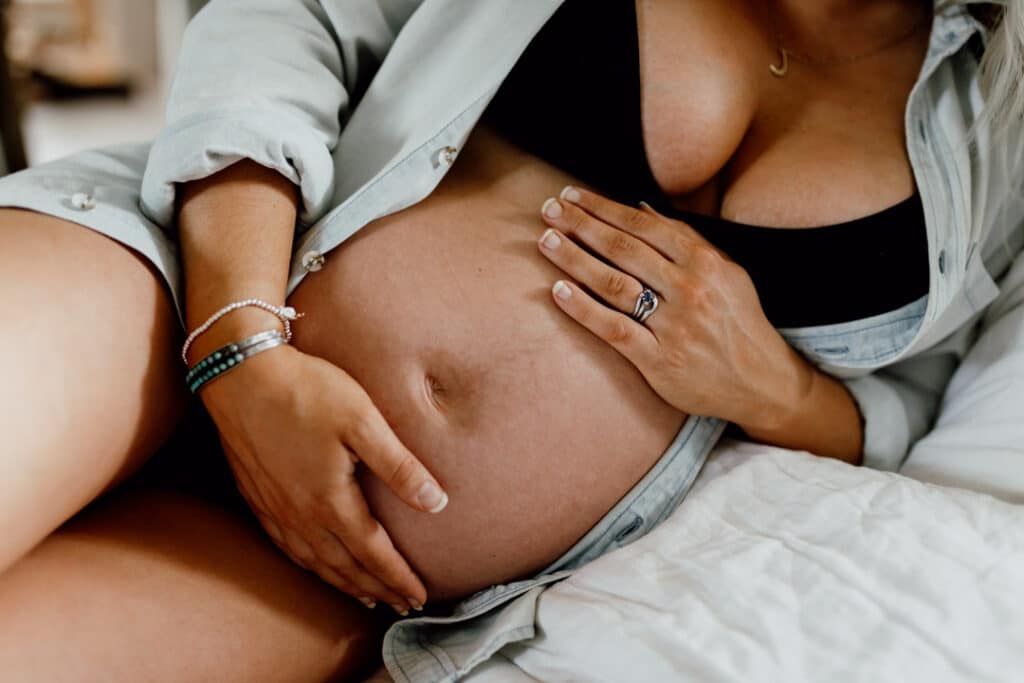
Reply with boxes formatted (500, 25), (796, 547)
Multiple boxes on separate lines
(638, 200), (655, 212)
(416, 481), (449, 513)
(542, 197), (563, 219)
(358, 597), (377, 609)
(408, 598), (424, 611)
(391, 604), (410, 617)
(553, 281), (572, 301)
(561, 186), (582, 203)
(540, 229), (561, 250)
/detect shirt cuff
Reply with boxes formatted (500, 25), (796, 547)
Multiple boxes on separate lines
(842, 374), (912, 471)
(140, 106), (336, 229)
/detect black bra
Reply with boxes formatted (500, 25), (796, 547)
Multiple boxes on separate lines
(481, 0), (929, 328)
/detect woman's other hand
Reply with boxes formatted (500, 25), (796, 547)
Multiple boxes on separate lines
(536, 186), (863, 463)
(200, 343), (447, 615)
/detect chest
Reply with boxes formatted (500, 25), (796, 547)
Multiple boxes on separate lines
(636, 0), (930, 226)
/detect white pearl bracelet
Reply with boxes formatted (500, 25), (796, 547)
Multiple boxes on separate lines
(182, 298), (304, 366)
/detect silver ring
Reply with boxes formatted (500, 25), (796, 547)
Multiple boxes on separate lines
(631, 287), (659, 324)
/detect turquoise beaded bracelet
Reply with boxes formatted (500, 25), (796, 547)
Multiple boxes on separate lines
(186, 329), (286, 394)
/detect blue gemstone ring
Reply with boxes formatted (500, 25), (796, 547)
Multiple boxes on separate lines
(631, 287), (660, 324)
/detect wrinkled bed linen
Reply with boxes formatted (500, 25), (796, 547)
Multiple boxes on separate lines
(463, 440), (1024, 683)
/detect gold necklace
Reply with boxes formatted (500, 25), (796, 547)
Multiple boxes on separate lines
(768, 3), (932, 78)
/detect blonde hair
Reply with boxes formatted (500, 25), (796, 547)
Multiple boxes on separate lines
(971, 2), (1024, 264)
(976, 1), (1024, 134)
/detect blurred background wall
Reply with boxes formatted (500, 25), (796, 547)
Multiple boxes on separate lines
(0, 0), (201, 174)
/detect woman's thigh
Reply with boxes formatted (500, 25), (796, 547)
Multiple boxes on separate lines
(0, 483), (385, 682)
(0, 208), (187, 571)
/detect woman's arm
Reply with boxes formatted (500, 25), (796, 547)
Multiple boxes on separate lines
(728, 347), (958, 469)
(141, 0), (423, 229)
(733, 352), (866, 466)
(178, 161), (447, 614)
(708, 342), (960, 469)
(179, 161), (297, 350)
(144, 0), (441, 612)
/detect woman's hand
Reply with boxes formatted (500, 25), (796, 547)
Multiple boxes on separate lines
(535, 186), (816, 434)
(200, 343), (448, 615)
(175, 160), (448, 611)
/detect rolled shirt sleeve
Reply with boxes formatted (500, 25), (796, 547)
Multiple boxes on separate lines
(843, 319), (976, 471)
(140, 0), (419, 229)
(843, 374), (912, 472)
(848, 186), (1024, 472)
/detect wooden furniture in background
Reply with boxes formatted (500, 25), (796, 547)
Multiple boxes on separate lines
(0, 0), (28, 174)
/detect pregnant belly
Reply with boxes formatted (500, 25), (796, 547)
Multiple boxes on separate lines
(288, 127), (686, 602)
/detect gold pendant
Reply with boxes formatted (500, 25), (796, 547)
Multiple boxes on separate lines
(769, 48), (789, 77)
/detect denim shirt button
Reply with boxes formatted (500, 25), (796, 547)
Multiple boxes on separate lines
(613, 515), (644, 543)
(70, 192), (96, 211)
(301, 250), (325, 272)
(435, 146), (459, 168)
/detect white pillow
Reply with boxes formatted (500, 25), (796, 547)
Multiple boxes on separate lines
(467, 441), (1024, 683)
(902, 252), (1024, 503)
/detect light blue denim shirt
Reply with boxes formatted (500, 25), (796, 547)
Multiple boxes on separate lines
(141, 0), (1024, 472)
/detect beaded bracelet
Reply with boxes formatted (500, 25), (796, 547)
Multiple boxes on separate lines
(186, 329), (287, 394)
(182, 299), (303, 366)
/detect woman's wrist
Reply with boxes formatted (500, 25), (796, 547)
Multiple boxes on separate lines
(178, 159), (300, 369)
(738, 350), (865, 465)
(186, 306), (289, 366)
(198, 337), (296, 412)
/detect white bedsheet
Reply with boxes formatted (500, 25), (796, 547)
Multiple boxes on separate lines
(465, 440), (1024, 683)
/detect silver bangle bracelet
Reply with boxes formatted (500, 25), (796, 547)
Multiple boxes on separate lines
(181, 298), (303, 366)
(186, 329), (288, 394)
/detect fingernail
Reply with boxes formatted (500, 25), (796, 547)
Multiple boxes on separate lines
(408, 598), (424, 611)
(358, 597), (377, 609)
(391, 604), (410, 617)
(561, 186), (582, 203)
(553, 281), (572, 301)
(416, 481), (449, 513)
(542, 197), (563, 219)
(638, 200), (655, 212)
(540, 228), (561, 250)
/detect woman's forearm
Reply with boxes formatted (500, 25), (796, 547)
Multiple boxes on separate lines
(739, 354), (865, 465)
(176, 158), (442, 609)
(178, 159), (300, 362)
